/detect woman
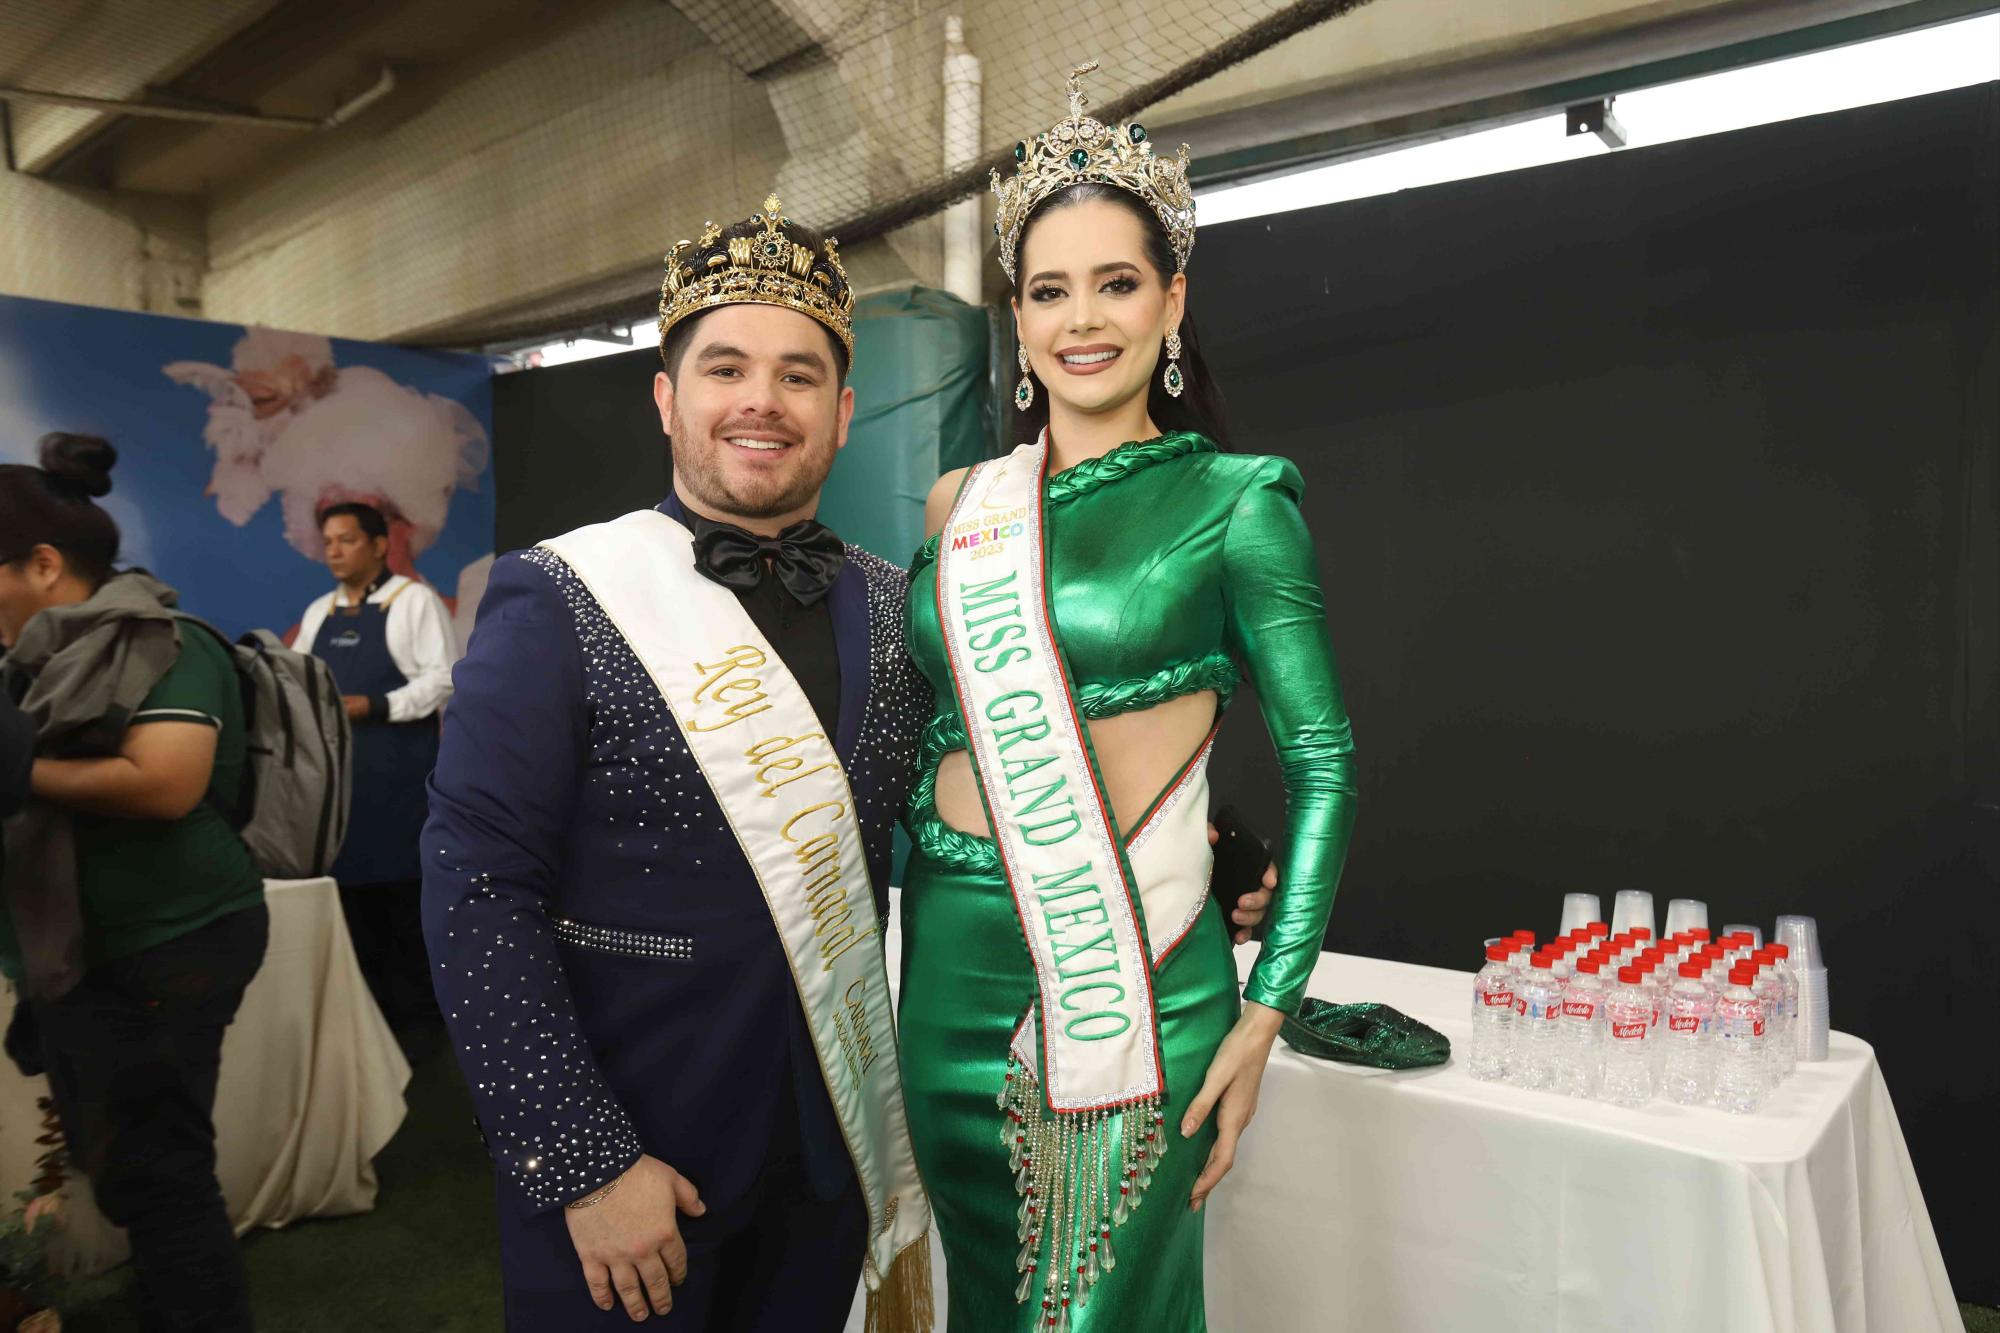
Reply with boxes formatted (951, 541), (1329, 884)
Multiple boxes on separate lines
(897, 64), (1358, 1330)
(0, 434), (265, 1333)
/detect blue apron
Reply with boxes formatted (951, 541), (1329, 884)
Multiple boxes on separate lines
(313, 587), (438, 886)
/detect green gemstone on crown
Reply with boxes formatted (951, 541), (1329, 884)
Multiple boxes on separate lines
(1068, 148), (1090, 170)
(1015, 141), (1028, 162)
(1129, 124), (1147, 144)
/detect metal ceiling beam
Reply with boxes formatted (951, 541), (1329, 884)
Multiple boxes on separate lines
(0, 67), (394, 138)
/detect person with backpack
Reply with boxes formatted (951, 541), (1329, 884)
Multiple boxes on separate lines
(293, 499), (453, 1032)
(0, 433), (265, 1333)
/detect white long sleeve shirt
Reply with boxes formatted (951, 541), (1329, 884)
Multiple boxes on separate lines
(296, 573), (456, 722)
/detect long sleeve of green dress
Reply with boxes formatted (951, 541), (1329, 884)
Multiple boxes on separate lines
(1221, 456), (1359, 1015)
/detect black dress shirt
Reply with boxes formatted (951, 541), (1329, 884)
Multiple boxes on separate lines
(685, 514), (842, 737)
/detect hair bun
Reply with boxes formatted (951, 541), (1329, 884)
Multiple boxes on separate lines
(38, 432), (117, 499)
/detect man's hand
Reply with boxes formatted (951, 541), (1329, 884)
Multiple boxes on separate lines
(1207, 823), (1279, 945)
(341, 695), (371, 722)
(564, 1155), (706, 1321)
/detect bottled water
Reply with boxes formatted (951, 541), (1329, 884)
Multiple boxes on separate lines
(1503, 941), (1533, 1049)
(1599, 966), (1654, 1107)
(1660, 959), (1716, 1105)
(1712, 964), (1767, 1114)
(1469, 944), (1517, 1082)
(1636, 952), (1668, 1077)
(1750, 950), (1794, 1085)
(1557, 953), (1608, 1098)
(1776, 940), (1808, 1064)
(1511, 952), (1565, 1090)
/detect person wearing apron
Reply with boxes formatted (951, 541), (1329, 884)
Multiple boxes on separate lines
(297, 501), (455, 1035)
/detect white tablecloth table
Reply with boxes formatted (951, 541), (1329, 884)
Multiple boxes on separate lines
(851, 900), (1962, 1332)
(0, 877), (412, 1274)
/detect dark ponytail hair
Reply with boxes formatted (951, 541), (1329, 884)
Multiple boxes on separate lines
(0, 433), (122, 587)
(1010, 182), (1230, 449)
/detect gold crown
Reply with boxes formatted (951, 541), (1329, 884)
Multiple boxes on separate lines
(658, 193), (856, 358)
(990, 61), (1196, 284)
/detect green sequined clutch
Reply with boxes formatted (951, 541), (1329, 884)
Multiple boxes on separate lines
(1279, 999), (1452, 1070)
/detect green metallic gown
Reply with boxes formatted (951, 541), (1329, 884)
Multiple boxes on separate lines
(899, 431), (1357, 1331)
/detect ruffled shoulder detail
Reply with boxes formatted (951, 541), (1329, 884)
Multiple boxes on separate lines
(1046, 430), (1217, 507)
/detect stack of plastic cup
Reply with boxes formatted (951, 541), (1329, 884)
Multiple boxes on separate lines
(1611, 890), (1656, 939)
(1560, 893), (1602, 937)
(1721, 923), (1763, 949)
(1773, 915), (1829, 1062)
(1664, 898), (1709, 935)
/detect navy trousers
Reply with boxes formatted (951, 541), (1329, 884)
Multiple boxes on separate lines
(501, 1155), (865, 1331)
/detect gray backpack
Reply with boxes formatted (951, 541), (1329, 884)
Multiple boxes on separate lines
(182, 619), (352, 879)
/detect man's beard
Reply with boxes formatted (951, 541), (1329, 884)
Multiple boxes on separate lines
(669, 407), (837, 521)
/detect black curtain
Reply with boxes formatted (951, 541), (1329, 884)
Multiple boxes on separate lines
(1197, 83), (1998, 1301)
(493, 349), (666, 554)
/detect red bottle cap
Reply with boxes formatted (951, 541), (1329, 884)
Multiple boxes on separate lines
(1679, 960), (1707, 979)
(1688, 927), (1712, 941)
(1486, 944), (1511, 963)
(1767, 943), (1789, 960)
(1617, 965), (1643, 985)
(1729, 965), (1756, 986)
(1574, 955), (1602, 976)
(1631, 926), (1653, 940)
(1530, 952), (1555, 969)
(1586, 922), (1610, 937)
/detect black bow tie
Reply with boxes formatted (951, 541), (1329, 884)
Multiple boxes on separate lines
(689, 517), (845, 606)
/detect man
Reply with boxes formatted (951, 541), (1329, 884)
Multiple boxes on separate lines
(296, 500), (454, 1029)
(423, 195), (1271, 1330)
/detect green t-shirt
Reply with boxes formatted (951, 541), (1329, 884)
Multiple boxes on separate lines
(0, 628), (264, 978)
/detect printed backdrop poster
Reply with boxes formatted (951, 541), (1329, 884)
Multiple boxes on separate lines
(0, 292), (494, 645)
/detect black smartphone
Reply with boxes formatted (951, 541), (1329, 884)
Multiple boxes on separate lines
(1209, 804), (1273, 936)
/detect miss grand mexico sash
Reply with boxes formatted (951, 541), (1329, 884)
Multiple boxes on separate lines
(542, 511), (932, 1333)
(935, 434), (1216, 1326)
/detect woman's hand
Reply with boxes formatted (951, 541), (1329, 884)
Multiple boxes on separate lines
(1180, 1000), (1285, 1211)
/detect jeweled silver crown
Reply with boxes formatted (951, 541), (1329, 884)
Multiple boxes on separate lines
(990, 60), (1196, 284)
